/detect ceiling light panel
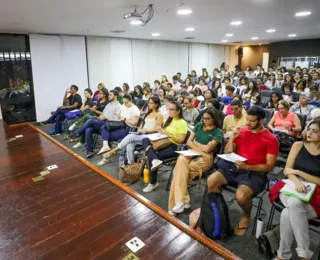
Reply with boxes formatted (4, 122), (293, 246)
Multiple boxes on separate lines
(185, 28), (195, 31)
(230, 21), (242, 26)
(295, 11), (311, 17)
(225, 33), (233, 37)
(266, 29), (276, 33)
(177, 9), (192, 15)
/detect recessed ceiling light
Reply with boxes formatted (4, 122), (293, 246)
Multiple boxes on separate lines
(225, 33), (233, 37)
(295, 11), (311, 17)
(177, 9), (192, 15)
(230, 21), (242, 26)
(152, 33), (160, 37)
(288, 34), (297, 37)
(130, 20), (143, 25)
(185, 28), (195, 32)
(251, 37), (259, 40)
(221, 40), (228, 43)
(266, 29), (276, 33)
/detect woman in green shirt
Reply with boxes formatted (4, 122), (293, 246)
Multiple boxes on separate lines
(168, 107), (223, 215)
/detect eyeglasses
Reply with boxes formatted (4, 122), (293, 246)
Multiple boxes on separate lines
(203, 117), (212, 121)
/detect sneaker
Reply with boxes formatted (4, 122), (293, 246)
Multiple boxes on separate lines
(97, 146), (111, 155)
(97, 158), (109, 166)
(73, 142), (84, 149)
(68, 132), (78, 139)
(172, 202), (190, 214)
(86, 151), (94, 158)
(39, 121), (49, 126)
(168, 211), (177, 216)
(151, 159), (163, 171)
(143, 183), (159, 193)
(68, 123), (77, 131)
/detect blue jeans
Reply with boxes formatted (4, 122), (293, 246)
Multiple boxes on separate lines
(75, 118), (105, 153)
(47, 108), (72, 133)
(101, 125), (128, 142)
(142, 138), (178, 184)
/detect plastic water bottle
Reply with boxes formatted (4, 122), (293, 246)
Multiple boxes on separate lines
(143, 166), (150, 183)
(119, 151), (125, 168)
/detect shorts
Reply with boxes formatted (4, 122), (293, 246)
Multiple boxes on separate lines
(217, 159), (267, 196)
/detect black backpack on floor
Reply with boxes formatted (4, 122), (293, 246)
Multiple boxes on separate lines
(196, 192), (232, 240)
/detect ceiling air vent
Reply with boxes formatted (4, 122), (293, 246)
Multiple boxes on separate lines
(184, 37), (195, 40)
(110, 30), (126, 33)
(233, 41), (242, 43)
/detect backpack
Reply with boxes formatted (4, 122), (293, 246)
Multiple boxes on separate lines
(195, 192), (232, 240)
(49, 123), (65, 135)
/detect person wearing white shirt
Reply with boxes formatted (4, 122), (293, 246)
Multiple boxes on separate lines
(98, 94), (140, 155)
(159, 95), (174, 122)
(172, 75), (181, 91)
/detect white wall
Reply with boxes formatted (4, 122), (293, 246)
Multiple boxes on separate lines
(87, 36), (230, 89)
(30, 34), (88, 121)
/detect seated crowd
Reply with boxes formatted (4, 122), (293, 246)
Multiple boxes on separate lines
(40, 63), (320, 260)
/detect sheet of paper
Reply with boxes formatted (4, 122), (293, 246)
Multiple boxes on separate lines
(217, 153), (247, 162)
(40, 170), (51, 176)
(175, 150), (201, 157)
(15, 135), (23, 138)
(147, 133), (168, 141)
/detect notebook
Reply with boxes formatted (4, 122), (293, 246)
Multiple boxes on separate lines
(147, 133), (168, 141)
(280, 179), (316, 202)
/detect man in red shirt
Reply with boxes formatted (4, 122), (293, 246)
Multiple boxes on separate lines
(207, 106), (279, 236)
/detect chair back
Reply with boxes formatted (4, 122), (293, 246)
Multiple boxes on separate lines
(135, 99), (147, 110)
(295, 112), (307, 131)
(261, 90), (273, 106)
(263, 108), (274, 127)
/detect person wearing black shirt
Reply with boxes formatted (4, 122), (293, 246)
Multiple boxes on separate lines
(68, 88), (108, 148)
(40, 85), (82, 135)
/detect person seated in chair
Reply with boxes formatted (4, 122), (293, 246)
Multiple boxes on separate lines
(207, 106), (279, 236)
(168, 108), (223, 215)
(268, 100), (302, 137)
(68, 90), (121, 158)
(182, 96), (199, 126)
(97, 94), (140, 155)
(97, 96), (163, 166)
(40, 85), (82, 135)
(271, 120), (320, 260)
(68, 88), (109, 148)
(223, 99), (247, 136)
(142, 101), (188, 193)
(289, 93), (316, 121)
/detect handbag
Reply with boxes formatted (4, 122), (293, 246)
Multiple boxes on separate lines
(273, 131), (296, 152)
(105, 120), (125, 131)
(150, 138), (171, 151)
(119, 161), (144, 184)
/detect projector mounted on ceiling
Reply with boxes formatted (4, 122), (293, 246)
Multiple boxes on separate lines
(123, 5), (154, 26)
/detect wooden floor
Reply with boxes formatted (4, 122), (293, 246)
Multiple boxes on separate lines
(0, 121), (239, 260)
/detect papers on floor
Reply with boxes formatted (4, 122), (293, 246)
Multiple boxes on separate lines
(280, 179), (316, 202)
(147, 133), (168, 141)
(175, 150), (201, 157)
(217, 153), (247, 163)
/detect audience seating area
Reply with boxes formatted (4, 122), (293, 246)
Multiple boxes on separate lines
(39, 63), (320, 260)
